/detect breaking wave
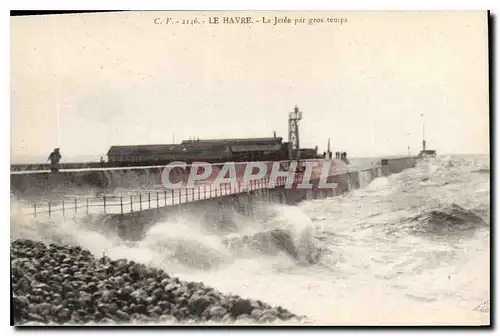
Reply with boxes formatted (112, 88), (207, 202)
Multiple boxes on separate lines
(399, 203), (487, 236)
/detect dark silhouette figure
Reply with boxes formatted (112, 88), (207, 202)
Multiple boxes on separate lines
(340, 152), (350, 164)
(48, 148), (62, 173)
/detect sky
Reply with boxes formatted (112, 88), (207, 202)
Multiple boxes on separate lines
(10, 11), (490, 163)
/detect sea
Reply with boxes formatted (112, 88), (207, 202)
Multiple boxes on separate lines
(11, 154), (491, 325)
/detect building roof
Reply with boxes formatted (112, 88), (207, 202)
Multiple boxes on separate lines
(230, 143), (281, 152)
(181, 137), (283, 146)
(107, 144), (182, 156)
(108, 137), (284, 156)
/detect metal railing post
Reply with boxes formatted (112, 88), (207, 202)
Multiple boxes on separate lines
(120, 196), (123, 214)
(74, 199), (77, 213)
(204, 185), (207, 199)
(178, 189), (181, 204)
(34, 203), (37, 218)
(156, 192), (159, 208)
(130, 195), (133, 212)
(86, 198), (89, 215)
(164, 190), (167, 206)
(148, 193), (151, 209)
(48, 201), (51, 218)
(198, 186), (201, 200)
(103, 197), (107, 214)
(139, 194), (142, 210)
(62, 200), (65, 217)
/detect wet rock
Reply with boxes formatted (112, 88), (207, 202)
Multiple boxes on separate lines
(251, 309), (263, 319)
(132, 304), (148, 315)
(259, 310), (277, 323)
(230, 298), (253, 317)
(236, 314), (252, 323)
(100, 317), (115, 324)
(11, 239), (302, 325)
(122, 285), (134, 296)
(187, 294), (211, 316)
(114, 310), (130, 321)
(27, 313), (46, 323)
(208, 306), (227, 319)
(14, 295), (29, 307)
(57, 308), (72, 323)
(221, 313), (234, 323)
(35, 302), (53, 315)
(152, 288), (165, 300)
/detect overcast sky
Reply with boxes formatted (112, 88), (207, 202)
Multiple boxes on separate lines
(11, 11), (489, 163)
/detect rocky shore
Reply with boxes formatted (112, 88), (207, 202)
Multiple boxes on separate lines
(11, 239), (305, 325)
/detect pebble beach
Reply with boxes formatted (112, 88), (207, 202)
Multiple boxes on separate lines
(11, 239), (306, 325)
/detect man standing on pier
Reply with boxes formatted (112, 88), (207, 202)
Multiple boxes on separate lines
(47, 148), (62, 173)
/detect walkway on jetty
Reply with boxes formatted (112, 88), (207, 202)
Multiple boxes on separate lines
(19, 176), (304, 219)
(16, 155), (417, 220)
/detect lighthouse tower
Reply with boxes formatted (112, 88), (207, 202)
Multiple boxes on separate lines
(288, 105), (303, 161)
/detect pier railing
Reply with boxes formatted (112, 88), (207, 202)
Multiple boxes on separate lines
(19, 166), (384, 219)
(23, 176), (301, 218)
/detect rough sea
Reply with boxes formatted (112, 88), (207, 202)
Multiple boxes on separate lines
(11, 155), (490, 325)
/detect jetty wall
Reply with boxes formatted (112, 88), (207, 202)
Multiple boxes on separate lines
(10, 159), (350, 198)
(380, 156), (418, 176)
(10, 168), (164, 198)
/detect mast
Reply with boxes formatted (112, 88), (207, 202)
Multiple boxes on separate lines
(288, 105), (303, 161)
(327, 137), (331, 155)
(421, 113), (426, 152)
